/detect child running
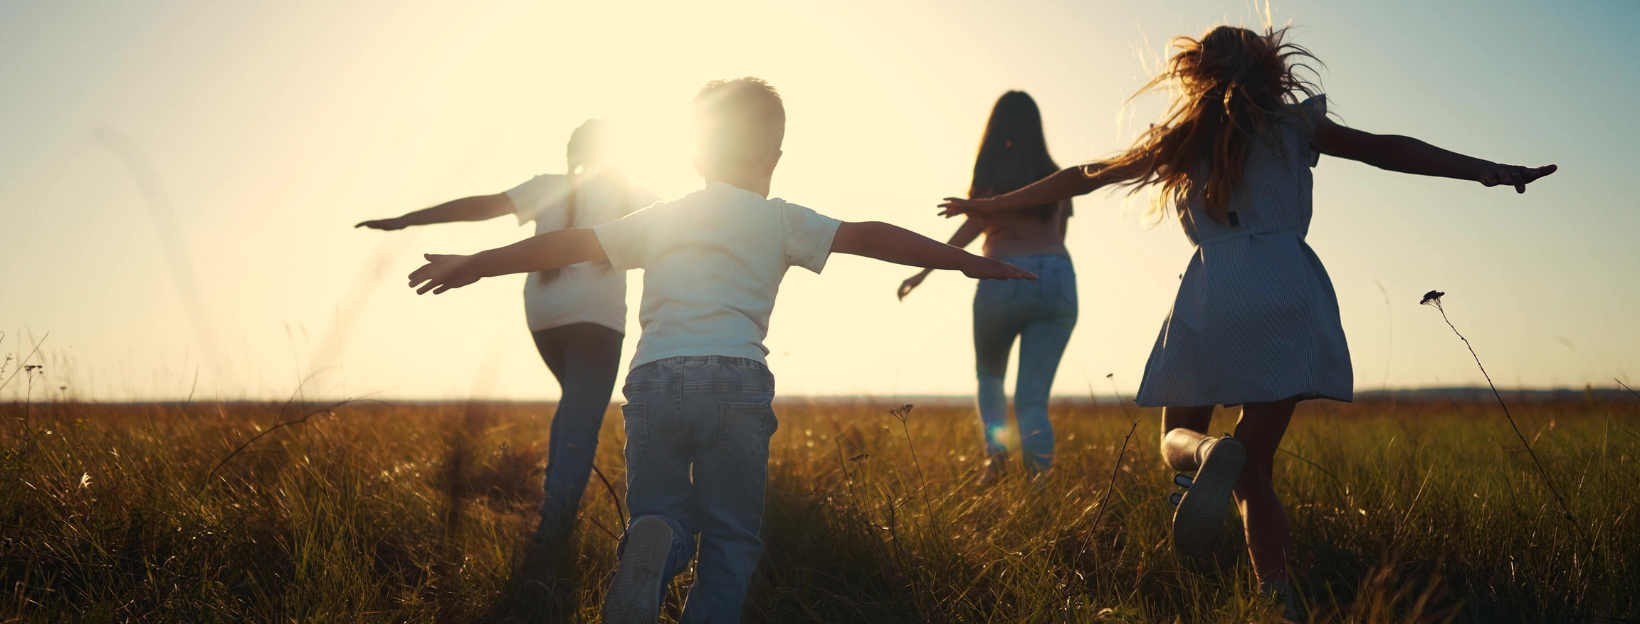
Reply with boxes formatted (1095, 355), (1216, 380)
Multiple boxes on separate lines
(358, 120), (657, 553)
(898, 91), (1076, 484)
(407, 77), (1036, 624)
(937, 25), (1555, 620)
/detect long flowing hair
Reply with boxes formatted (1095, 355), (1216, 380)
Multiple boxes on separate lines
(971, 91), (1061, 221)
(1107, 25), (1321, 224)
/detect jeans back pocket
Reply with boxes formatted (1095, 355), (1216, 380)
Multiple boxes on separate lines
(716, 401), (777, 465)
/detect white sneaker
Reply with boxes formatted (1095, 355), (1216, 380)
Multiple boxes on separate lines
(1171, 436), (1246, 557)
(601, 516), (674, 624)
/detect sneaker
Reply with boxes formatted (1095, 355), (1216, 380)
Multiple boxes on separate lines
(601, 516), (674, 624)
(1171, 435), (1246, 557)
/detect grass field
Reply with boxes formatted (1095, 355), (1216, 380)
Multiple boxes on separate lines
(3, 396), (1637, 623)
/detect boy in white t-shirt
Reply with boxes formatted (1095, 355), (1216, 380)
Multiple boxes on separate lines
(408, 78), (1034, 624)
(358, 120), (656, 551)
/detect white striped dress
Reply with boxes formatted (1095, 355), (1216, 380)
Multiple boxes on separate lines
(1135, 96), (1353, 407)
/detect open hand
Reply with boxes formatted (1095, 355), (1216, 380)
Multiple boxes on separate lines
(356, 217), (408, 231)
(961, 256), (1037, 282)
(937, 197), (997, 218)
(408, 254), (482, 294)
(897, 270), (932, 301)
(1480, 163), (1557, 194)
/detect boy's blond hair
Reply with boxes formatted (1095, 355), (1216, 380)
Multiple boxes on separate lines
(693, 77), (785, 172)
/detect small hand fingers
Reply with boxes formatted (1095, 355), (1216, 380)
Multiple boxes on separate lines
(1480, 170), (1498, 187)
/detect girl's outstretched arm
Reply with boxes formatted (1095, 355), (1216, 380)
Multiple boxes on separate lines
(937, 161), (1142, 218)
(408, 229), (606, 294)
(1312, 119), (1556, 193)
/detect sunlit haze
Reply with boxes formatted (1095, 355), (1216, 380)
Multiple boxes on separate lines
(2, 0), (1636, 400)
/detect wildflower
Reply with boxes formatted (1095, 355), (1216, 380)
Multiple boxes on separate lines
(887, 404), (913, 423)
(1422, 288), (1581, 536)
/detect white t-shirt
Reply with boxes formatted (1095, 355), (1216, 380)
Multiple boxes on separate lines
(506, 174), (658, 333)
(593, 181), (843, 369)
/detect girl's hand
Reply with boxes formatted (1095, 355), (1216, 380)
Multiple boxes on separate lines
(1480, 163), (1557, 194)
(897, 269), (933, 300)
(960, 255), (1037, 282)
(356, 217), (408, 230)
(937, 197), (998, 218)
(409, 253), (482, 294)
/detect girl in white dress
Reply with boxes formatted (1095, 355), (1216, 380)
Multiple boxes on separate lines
(937, 25), (1555, 617)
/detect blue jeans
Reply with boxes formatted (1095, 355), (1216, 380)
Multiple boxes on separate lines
(973, 254), (1078, 473)
(619, 356), (778, 624)
(531, 323), (624, 546)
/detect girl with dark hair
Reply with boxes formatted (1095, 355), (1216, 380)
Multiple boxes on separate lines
(357, 120), (658, 550)
(938, 25), (1555, 618)
(899, 91), (1076, 483)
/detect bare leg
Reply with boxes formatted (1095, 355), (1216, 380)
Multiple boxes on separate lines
(1161, 406), (1216, 472)
(1231, 398), (1298, 585)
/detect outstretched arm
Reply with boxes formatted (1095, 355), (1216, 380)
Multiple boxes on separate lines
(897, 217), (988, 299)
(407, 229), (606, 294)
(832, 221), (1035, 282)
(1312, 120), (1556, 193)
(937, 161), (1142, 218)
(357, 194), (514, 230)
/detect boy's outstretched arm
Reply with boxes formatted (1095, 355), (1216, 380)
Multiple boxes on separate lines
(897, 216), (987, 299)
(1312, 119), (1556, 193)
(937, 161), (1142, 218)
(832, 221), (1036, 282)
(358, 194), (514, 230)
(408, 229), (606, 294)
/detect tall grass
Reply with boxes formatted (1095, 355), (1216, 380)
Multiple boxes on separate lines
(2, 397), (1636, 623)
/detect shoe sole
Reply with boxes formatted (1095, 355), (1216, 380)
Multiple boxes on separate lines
(1172, 437), (1247, 558)
(601, 516), (673, 624)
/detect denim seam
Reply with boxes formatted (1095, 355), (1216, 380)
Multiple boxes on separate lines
(621, 402), (650, 463)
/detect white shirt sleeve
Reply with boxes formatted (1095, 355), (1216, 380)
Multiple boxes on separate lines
(593, 204), (656, 271)
(780, 201), (843, 274)
(505, 174), (569, 228)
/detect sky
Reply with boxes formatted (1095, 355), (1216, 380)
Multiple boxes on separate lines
(1, 0), (1637, 401)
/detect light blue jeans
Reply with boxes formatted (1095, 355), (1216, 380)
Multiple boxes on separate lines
(618, 355), (778, 624)
(974, 254), (1078, 473)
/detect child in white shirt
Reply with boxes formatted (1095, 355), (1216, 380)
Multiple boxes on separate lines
(358, 120), (656, 551)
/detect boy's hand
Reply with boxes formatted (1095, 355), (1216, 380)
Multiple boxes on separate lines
(356, 217), (408, 230)
(937, 197), (998, 218)
(408, 253), (483, 294)
(1480, 163), (1557, 194)
(961, 255), (1036, 282)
